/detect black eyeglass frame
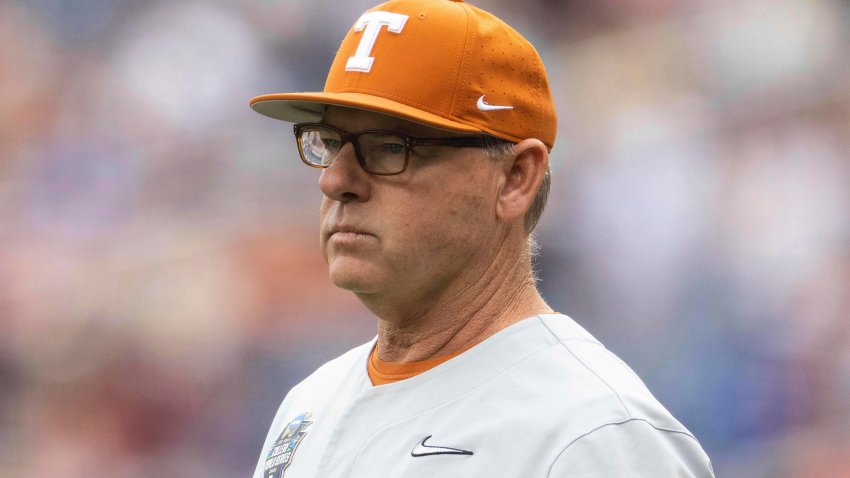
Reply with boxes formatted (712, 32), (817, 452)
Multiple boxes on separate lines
(293, 122), (493, 176)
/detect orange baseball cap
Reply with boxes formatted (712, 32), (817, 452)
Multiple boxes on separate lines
(250, 0), (557, 150)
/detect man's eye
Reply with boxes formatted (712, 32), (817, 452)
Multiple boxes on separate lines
(384, 143), (405, 154)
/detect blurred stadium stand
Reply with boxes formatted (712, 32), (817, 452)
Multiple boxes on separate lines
(1, 0), (848, 476)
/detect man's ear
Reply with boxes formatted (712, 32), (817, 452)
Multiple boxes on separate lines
(495, 138), (549, 226)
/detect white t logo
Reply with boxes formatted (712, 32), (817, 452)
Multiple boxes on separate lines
(345, 11), (408, 73)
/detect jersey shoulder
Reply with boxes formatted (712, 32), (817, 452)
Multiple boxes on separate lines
(287, 339), (375, 401)
(536, 314), (686, 430)
(548, 417), (715, 477)
(497, 315), (713, 474)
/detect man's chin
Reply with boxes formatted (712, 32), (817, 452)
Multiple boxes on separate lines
(330, 276), (375, 293)
(327, 261), (383, 294)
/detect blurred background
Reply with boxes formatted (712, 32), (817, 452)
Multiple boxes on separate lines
(1, 0), (848, 476)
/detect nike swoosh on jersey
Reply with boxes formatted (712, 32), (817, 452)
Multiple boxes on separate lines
(477, 95), (514, 111)
(410, 435), (474, 457)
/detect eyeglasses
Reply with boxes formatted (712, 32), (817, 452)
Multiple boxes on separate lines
(293, 123), (490, 175)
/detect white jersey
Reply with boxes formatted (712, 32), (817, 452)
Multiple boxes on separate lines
(253, 314), (714, 477)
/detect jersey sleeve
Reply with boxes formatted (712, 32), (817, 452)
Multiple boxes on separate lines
(547, 419), (714, 477)
(252, 388), (297, 478)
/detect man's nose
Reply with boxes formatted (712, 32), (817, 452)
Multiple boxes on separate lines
(318, 143), (371, 202)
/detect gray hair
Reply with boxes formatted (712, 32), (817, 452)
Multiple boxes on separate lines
(481, 137), (551, 235)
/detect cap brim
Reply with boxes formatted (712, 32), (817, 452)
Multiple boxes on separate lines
(250, 92), (483, 135)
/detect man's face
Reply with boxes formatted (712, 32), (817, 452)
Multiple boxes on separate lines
(317, 106), (506, 309)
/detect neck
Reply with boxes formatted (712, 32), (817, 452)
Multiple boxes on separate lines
(369, 238), (553, 363)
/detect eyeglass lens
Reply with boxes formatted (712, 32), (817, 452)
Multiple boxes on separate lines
(299, 126), (408, 174)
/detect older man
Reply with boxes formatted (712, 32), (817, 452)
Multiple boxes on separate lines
(249, 0), (714, 477)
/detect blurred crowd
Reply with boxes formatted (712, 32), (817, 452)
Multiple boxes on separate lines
(1, 0), (848, 476)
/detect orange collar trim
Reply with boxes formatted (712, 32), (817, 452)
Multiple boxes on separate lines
(368, 346), (466, 386)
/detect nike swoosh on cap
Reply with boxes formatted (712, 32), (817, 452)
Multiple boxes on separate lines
(411, 435), (474, 457)
(477, 95), (514, 111)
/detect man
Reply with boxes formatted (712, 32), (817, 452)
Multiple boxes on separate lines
(249, 0), (714, 476)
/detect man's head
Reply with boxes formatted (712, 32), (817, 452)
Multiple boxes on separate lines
(250, 0), (556, 310)
(251, 0), (556, 149)
(312, 105), (548, 309)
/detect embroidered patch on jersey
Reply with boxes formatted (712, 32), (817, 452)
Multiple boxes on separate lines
(264, 412), (313, 478)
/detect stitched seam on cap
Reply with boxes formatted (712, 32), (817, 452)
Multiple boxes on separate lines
(522, 39), (542, 143)
(449, 2), (474, 120)
(533, 51), (543, 140)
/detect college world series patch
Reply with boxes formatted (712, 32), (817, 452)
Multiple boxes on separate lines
(264, 412), (314, 478)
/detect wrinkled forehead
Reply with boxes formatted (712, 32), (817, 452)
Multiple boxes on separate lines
(321, 105), (476, 138)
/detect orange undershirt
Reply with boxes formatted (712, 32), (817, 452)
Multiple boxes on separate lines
(367, 346), (466, 385)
